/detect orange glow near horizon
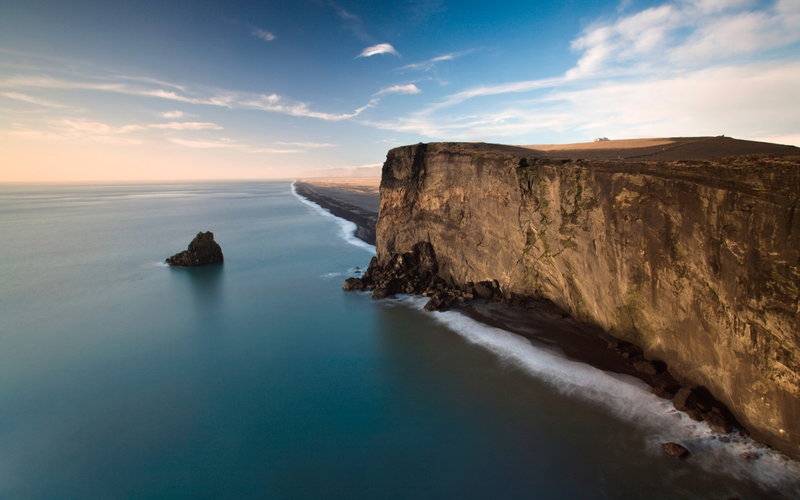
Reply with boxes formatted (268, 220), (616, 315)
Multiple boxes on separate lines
(1, 137), (301, 183)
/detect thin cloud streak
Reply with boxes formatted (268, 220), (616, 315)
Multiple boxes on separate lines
(0, 74), (377, 122)
(169, 137), (302, 154)
(252, 28), (276, 42)
(357, 43), (399, 58)
(397, 50), (473, 71)
(375, 83), (421, 96)
(0, 91), (65, 108)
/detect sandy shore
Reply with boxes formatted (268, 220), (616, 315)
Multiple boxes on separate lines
(293, 178), (379, 245)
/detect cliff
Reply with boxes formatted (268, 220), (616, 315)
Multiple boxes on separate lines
(371, 138), (800, 457)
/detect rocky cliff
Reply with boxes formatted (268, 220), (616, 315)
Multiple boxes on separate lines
(371, 139), (800, 457)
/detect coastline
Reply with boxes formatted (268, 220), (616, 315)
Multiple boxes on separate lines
(293, 180), (378, 245)
(291, 177), (800, 493)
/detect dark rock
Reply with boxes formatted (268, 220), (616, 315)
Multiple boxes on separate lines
(633, 360), (660, 376)
(166, 231), (223, 267)
(673, 386), (738, 432)
(661, 442), (690, 459)
(342, 277), (365, 291)
(473, 280), (497, 300)
(344, 242), (442, 301)
(741, 451), (761, 461)
(705, 408), (734, 434)
(652, 377), (682, 399)
(673, 387), (699, 412)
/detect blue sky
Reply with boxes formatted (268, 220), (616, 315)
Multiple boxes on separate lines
(1, 0), (799, 181)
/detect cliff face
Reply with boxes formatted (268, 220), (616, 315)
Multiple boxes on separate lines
(376, 141), (800, 457)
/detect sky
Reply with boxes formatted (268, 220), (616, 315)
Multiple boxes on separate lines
(1, 0), (799, 182)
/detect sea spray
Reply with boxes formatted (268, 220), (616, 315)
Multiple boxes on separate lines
(290, 182), (376, 254)
(390, 295), (800, 495)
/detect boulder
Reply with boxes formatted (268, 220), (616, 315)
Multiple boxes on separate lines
(661, 442), (690, 459)
(342, 277), (365, 291)
(166, 231), (223, 267)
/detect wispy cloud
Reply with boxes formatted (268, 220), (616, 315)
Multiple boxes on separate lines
(375, 83), (421, 96)
(414, 0), (799, 113)
(274, 141), (336, 148)
(6, 119), (143, 145)
(0, 75), (376, 122)
(148, 121), (222, 130)
(161, 110), (184, 119)
(357, 43), (399, 58)
(252, 28), (276, 42)
(0, 91), (65, 108)
(374, 0), (800, 143)
(397, 51), (467, 71)
(242, 93), (377, 121)
(169, 137), (302, 154)
(168, 137), (235, 149)
(328, 1), (371, 42)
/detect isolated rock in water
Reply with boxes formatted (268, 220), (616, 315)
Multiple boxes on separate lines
(166, 231), (224, 266)
(661, 442), (690, 459)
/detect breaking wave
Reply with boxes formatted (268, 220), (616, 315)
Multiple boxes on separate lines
(392, 295), (800, 495)
(290, 182), (376, 254)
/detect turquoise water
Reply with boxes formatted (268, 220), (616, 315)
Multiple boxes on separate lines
(0, 182), (796, 498)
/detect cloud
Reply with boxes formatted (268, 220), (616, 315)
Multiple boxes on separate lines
(377, 0), (800, 144)
(357, 43), (399, 58)
(168, 137), (234, 149)
(368, 61), (800, 142)
(397, 51), (466, 71)
(6, 119), (143, 145)
(3, 117), (228, 147)
(242, 93), (377, 121)
(753, 133), (800, 147)
(421, 0), (799, 113)
(252, 28), (276, 42)
(0, 91), (64, 108)
(375, 83), (421, 96)
(161, 110), (184, 119)
(275, 141), (336, 148)
(169, 137), (302, 154)
(328, 1), (371, 42)
(0, 75), (376, 122)
(148, 121), (222, 130)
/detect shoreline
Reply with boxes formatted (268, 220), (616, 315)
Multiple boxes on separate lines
(294, 177), (738, 418)
(293, 180), (378, 245)
(292, 178), (800, 493)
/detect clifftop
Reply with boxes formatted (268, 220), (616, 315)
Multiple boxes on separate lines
(386, 136), (799, 162)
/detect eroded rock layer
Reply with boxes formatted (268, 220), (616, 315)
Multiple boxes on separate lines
(370, 141), (800, 457)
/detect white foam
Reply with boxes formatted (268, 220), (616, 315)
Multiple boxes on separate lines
(391, 295), (800, 494)
(290, 181), (376, 254)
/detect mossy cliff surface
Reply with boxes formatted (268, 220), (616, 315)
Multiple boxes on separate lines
(374, 141), (800, 457)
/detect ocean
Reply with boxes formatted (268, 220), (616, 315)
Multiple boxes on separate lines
(0, 181), (797, 498)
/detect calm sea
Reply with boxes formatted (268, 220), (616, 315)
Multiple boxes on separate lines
(0, 181), (797, 498)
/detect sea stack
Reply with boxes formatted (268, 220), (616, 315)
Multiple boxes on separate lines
(166, 231), (224, 267)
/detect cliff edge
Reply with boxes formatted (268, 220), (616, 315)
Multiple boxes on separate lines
(372, 137), (800, 457)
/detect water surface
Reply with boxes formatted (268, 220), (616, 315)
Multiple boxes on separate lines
(0, 181), (796, 498)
